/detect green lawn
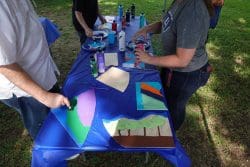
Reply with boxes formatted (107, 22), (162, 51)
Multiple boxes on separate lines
(0, 0), (249, 166)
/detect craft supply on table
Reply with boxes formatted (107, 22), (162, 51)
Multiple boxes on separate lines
(97, 23), (112, 30)
(122, 16), (126, 30)
(139, 13), (145, 28)
(112, 20), (117, 32)
(96, 48), (105, 74)
(118, 4), (123, 21)
(90, 59), (98, 77)
(126, 39), (150, 51)
(82, 41), (106, 51)
(131, 4), (135, 19)
(92, 31), (108, 40)
(125, 9), (131, 25)
(108, 31), (116, 46)
(104, 53), (118, 67)
(118, 30), (126, 52)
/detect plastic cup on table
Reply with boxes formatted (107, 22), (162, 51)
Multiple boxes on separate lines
(108, 31), (116, 46)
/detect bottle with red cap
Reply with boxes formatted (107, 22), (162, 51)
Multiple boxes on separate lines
(112, 20), (117, 32)
(122, 16), (126, 30)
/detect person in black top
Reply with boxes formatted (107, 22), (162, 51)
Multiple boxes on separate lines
(72, 0), (106, 45)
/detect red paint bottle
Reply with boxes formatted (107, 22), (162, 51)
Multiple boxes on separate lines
(112, 20), (117, 32)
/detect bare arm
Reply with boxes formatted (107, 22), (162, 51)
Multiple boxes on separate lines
(133, 21), (162, 40)
(75, 11), (93, 37)
(0, 63), (70, 109)
(135, 48), (196, 68)
(212, 0), (224, 6)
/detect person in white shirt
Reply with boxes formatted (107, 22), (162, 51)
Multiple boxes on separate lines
(0, 0), (70, 139)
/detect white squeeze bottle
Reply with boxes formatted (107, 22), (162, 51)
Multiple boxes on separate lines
(118, 30), (126, 51)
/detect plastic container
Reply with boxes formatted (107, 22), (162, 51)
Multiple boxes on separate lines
(122, 16), (126, 30)
(90, 60), (98, 77)
(118, 30), (126, 52)
(96, 49), (105, 73)
(108, 31), (116, 46)
(118, 5), (123, 21)
(125, 9), (131, 25)
(139, 13), (145, 28)
(135, 43), (145, 51)
(112, 20), (117, 32)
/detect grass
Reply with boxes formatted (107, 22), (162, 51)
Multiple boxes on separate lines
(0, 0), (249, 166)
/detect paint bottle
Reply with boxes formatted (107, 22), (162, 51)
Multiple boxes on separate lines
(90, 59), (98, 77)
(118, 4), (123, 21)
(139, 13), (145, 28)
(122, 15), (126, 30)
(118, 30), (126, 52)
(96, 48), (105, 73)
(112, 20), (117, 32)
(125, 9), (131, 25)
(131, 4), (135, 19)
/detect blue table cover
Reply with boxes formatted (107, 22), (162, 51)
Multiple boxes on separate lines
(32, 17), (191, 167)
(39, 17), (61, 46)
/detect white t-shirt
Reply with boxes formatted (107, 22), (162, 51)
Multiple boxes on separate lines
(0, 0), (57, 99)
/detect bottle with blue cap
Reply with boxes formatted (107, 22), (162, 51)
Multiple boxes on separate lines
(139, 13), (145, 28)
(118, 4), (123, 21)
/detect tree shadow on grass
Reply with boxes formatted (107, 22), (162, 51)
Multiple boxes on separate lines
(206, 4), (250, 164)
(68, 152), (174, 167)
(178, 94), (222, 166)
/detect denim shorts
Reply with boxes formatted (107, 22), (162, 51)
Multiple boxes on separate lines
(0, 84), (60, 139)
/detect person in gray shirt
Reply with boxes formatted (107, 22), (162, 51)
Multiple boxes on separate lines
(134, 0), (216, 130)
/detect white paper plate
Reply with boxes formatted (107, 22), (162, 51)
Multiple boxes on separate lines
(92, 31), (108, 40)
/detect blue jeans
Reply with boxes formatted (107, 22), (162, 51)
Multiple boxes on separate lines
(161, 63), (211, 130)
(0, 85), (60, 139)
(1, 95), (49, 139)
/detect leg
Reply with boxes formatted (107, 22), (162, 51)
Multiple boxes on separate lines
(0, 84), (60, 139)
(18, 96), (50, 139)
(161, 66), (210, 131)
(1, 96), (49, 139)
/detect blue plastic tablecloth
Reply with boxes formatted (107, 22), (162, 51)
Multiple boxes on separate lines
(32, 16), (191, 167)
(39, 17), (61, 46)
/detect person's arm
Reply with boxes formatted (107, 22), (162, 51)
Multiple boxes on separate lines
(212, 0), (224, 6)
(133, 21), (162, 40)
(135, 47), (196, 68)
(75, 11), (93, 37)
(0, 63), (70, 109)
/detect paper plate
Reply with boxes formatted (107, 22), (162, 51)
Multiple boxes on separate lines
(92, 31), (108, 40)
(98, 23), (112, 30)
(82, 41), (106, 51)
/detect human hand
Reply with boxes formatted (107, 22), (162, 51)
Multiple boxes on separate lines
(100, 16), (107, 24)
(212, 0), (224, 6)
(42, 92), (71, 109)
(134, 49), (152, 64)
(85, 28), (93, 37)
(132, 28), (148, 42)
